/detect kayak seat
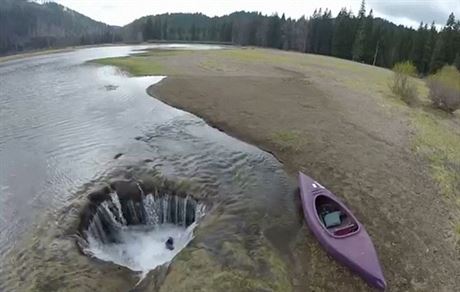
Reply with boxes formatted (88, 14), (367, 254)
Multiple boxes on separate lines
(334, 223), (359, 236)
(323, 211), (342, 228)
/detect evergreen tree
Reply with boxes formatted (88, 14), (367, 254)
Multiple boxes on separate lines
(410, 22), (428, 73)
(219, 22), (232, 42)
(295, 16), (309, 52)
(190, 23), (197, 41)
(332, 8), (354, 59)
(308, 8), (322, 53)
(430, 35), (445, 73)
(422, 22), (437, 74)
(430, 13), (456, 73)
(363, 9), (375, 63)
(282, 17), (295, 50)
(370, 22), (384, 66)
(247, 19), (258, 45)
(280, 13), (289, 49)
(162, 19), (168, 39)
(352, 0), (367, 61)
(267, 14), (282, 48)
(143, 17), (153, 40)
(444, 13), (457, 63)
(456, 20), (460, 67)
(317, 9), (333, 55)
(455, 20), (460, 70)
(153, 17), (162, 39)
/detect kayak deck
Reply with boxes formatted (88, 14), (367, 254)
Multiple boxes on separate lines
(299, 172), (387, 290)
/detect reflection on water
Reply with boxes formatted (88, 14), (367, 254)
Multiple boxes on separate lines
(0, 50), (168, 258)
(0, 44), (293, 291)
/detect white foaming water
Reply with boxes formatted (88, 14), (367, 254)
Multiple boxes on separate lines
(87, 222), (197, 275)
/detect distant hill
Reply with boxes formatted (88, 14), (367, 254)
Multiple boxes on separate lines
(0, 0), (120, 54)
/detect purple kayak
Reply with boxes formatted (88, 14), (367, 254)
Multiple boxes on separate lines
(298, 172), (386, 290)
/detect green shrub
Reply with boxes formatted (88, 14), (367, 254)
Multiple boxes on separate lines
(390, 61), (418, 105)
(427, 66), (460, 113)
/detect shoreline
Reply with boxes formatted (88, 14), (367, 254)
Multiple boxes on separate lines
(0, 42), (233, 64)
(0, 43), (131, 63)
(147, 79), (286, 167)
(0, 48), (76, 63)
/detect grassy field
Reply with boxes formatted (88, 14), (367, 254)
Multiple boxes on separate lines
(91, 50), (194, 76)
(92, 56), (166, 76)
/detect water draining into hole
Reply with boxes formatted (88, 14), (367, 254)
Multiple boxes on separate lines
(79, 180), (205, 275)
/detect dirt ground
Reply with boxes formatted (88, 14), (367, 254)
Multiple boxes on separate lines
(99, 48), (460, 291)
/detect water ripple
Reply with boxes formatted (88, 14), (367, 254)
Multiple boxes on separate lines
(0, 45), (289, 291)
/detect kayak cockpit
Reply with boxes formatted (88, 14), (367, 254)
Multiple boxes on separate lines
(315, 195), (359, 237)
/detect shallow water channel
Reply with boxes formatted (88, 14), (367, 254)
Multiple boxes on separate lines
(0, 45), (295, 291)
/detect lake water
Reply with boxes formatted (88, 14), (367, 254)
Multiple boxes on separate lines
(0, 44), (293, 290)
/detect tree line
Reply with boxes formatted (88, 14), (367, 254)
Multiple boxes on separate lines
(125, 1), (460, 74)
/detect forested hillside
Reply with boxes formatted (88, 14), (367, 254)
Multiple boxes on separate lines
(1, 0), (458, 74)
(0, 0), (120, 54)
(123, 2), (460, 74)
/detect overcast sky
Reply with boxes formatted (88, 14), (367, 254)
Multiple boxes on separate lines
(51, 0), (460, 28)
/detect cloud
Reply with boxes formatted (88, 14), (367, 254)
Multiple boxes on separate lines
(368, 0), (460, 25)
(51, 0), (459, 27)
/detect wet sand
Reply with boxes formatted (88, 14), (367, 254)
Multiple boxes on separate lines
(144, 48), (460, 291)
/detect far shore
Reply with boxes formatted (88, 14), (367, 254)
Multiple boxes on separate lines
(0, 41), (233, 64)
(0, 43), (129, 63)
(0, 47), (76, 63)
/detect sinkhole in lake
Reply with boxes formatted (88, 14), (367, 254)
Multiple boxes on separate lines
(77, 179), (205, 274)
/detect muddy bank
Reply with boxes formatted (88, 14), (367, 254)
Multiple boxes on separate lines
(146, 50), (460, 291)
